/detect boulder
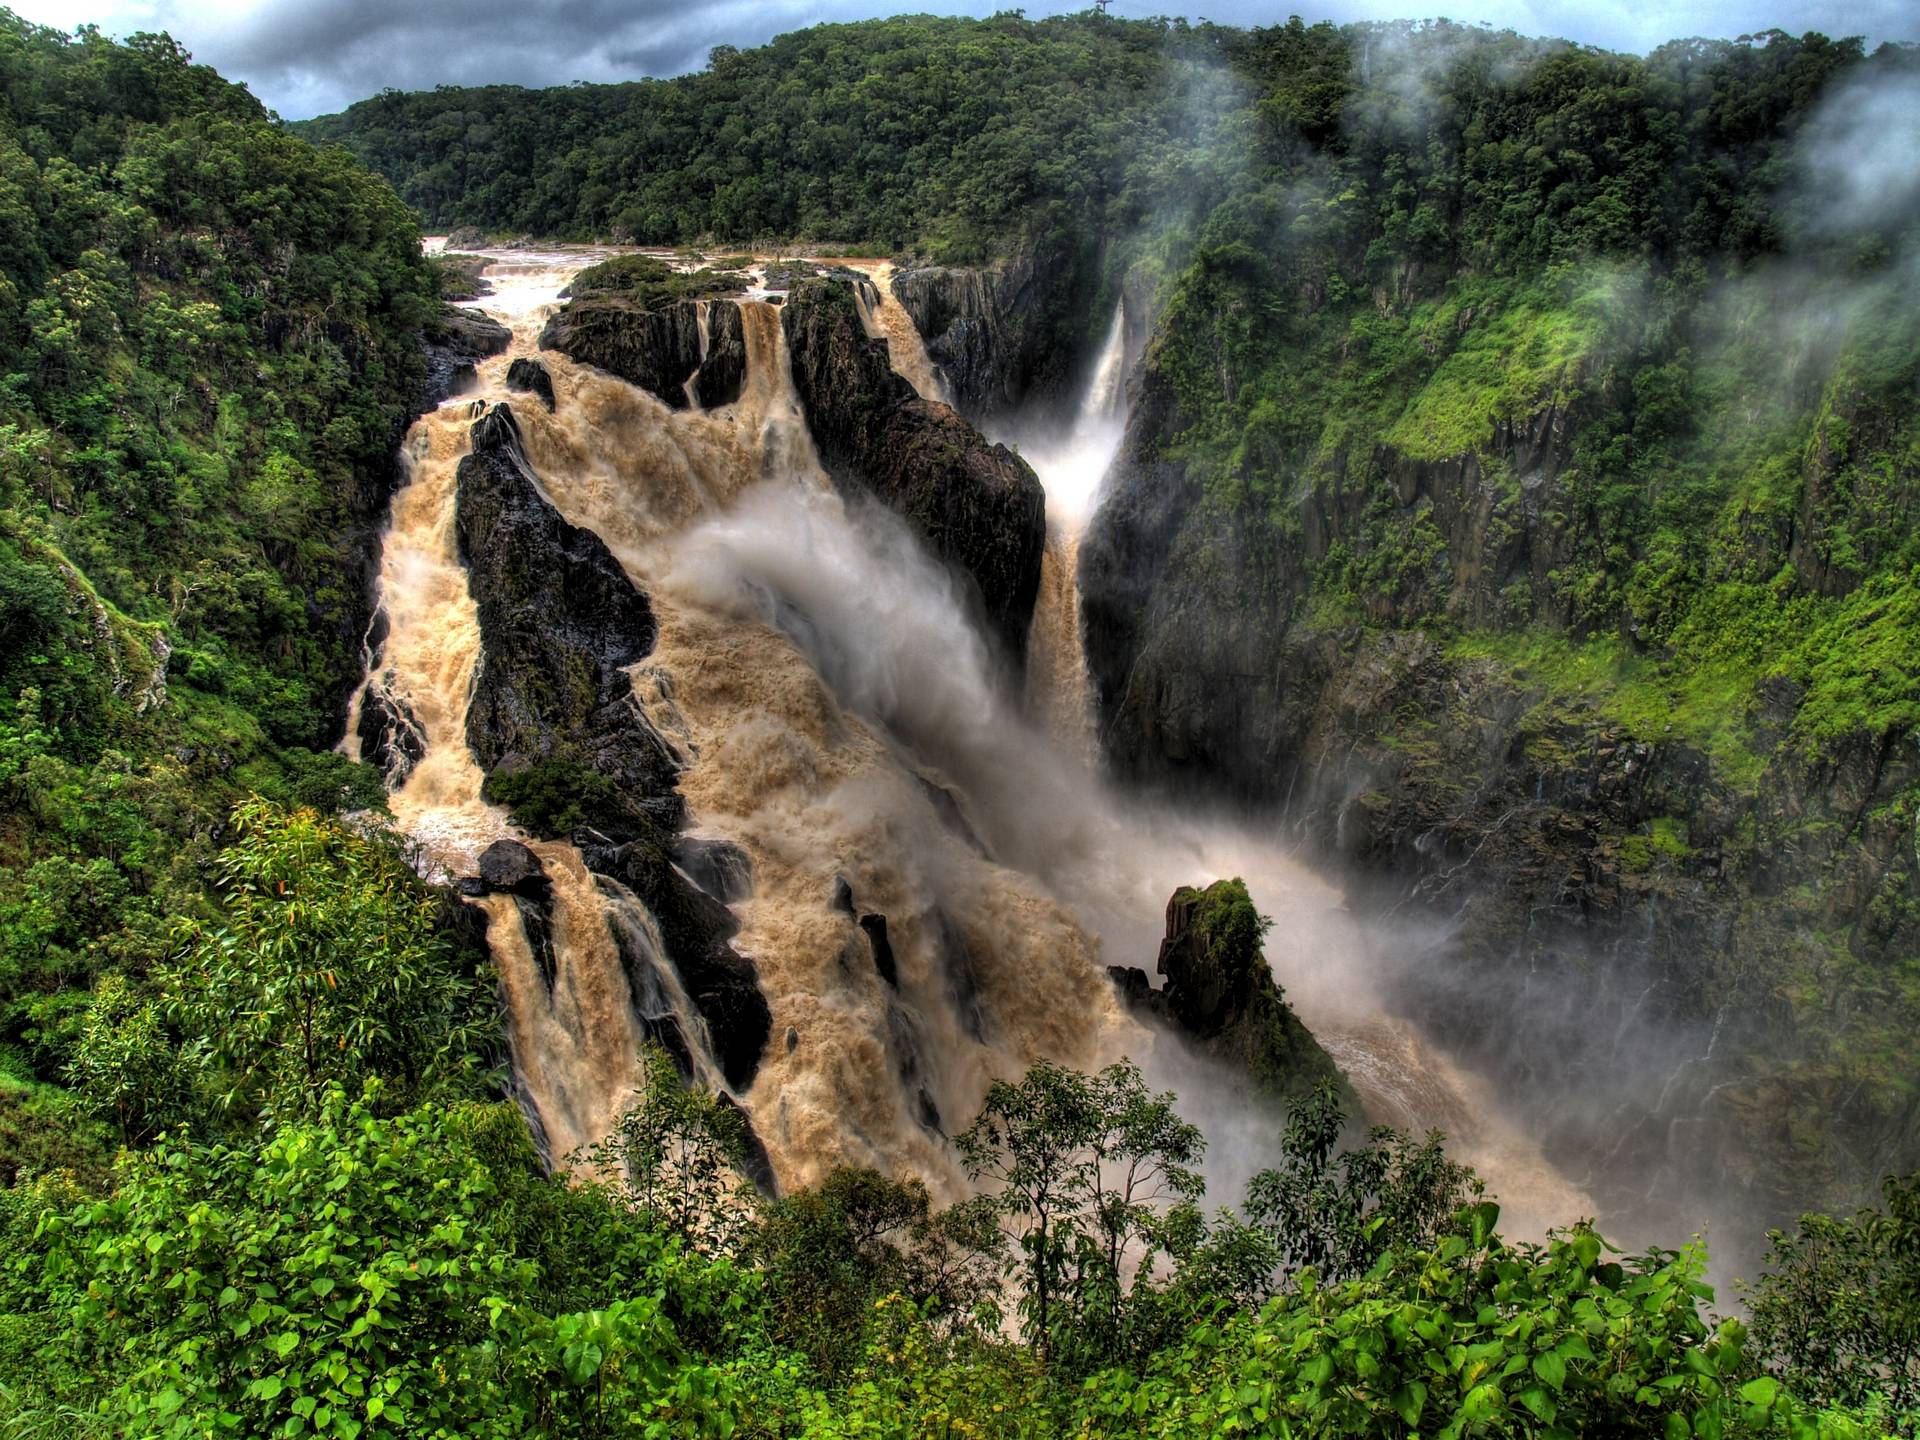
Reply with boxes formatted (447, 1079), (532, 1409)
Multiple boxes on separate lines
(538, 297), (702, 408)
(505, 357), (556, 410)
(781, 280), (1046, 661)
(477, 838), (550, 899)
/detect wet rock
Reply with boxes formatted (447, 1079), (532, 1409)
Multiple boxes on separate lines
(417, 304), (510, 411)
(591, 837), (771, 1093)
(891, 241), (1098, 423)
(673, 836), (753, 903)
(720, 1093), (779, 1197)
(538, 297), (702, 408)
(478, 838), (550, 899)
(831, 875), (857, 916)
(860, 913), (898, 988)
(444, 225), (490, 250)
(354, 678), (424, 786)
(505, 356), (556, 410)
(693, 300), (747, 408)
(782, 279), (1047, 662)
(932, 910), (988, 1041)
(785, 1026), (799, 1052)
(455, 403), (685, 842)
(1112, 881), (1345, 1108)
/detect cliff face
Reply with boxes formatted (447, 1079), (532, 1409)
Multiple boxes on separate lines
(454, 403), (771, 1090)
(891, 240), (1101, 423)
(1081, 289), (1920, 1235)
(538, 297), (746, 410)
(781, 279), (1048, 662)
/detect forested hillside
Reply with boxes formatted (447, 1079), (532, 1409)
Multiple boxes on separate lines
(3, 7), (1919, 1437)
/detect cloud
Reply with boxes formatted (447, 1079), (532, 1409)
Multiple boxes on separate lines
(1793, 64), (1920, 238)
(14, 0), (1920, 119)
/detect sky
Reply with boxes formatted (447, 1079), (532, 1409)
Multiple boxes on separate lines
(16, 0), (1920, 120)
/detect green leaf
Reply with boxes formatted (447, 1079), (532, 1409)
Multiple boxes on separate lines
(1533, 1349), (1568, 1391)
(1738, 1377), (1780, 1408)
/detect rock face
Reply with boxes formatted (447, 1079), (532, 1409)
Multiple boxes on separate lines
(454, 403), (685, 839)
(504, 357), (555, 410)
(891, 241), (1100, 422)
(417, 304), (510, 411)
(781, 279), (1047, 661)
(538, 297), (746, 410)
(1110, 880), (1345, 1108)
(694, 300), (747, 409)
(454, 402), (770, 1092)
(591, 835), (772, 1094)
(1081, 328), (1920, 1240)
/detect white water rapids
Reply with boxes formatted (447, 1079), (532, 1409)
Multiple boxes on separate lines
(353, 245), (1595, 1238)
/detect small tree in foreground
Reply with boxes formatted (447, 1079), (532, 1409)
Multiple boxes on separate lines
(1745, 1171), (1920, 1421)
(957, 1058), (1203, 1369)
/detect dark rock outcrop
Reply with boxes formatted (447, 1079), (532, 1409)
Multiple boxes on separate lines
(1111, 881), (1345, 1108)
(354, 677), (424, 786)
(694, 300), (747, 409)
(505, 356), (556, 410)
(478, 839), (551, 899)
(454, 400), (769, 1094)
(781, 279), (1047, 660)
(891, 241), (1100, 422)
(673, 836), (753, 903)
(418, 304), (510, 411)
(454, 403), (684, 840)
(593, 836), (772, 1093)
(539, 297), (699, 406)
(859, 913), (898, 988)
(540, 297), (749, 410)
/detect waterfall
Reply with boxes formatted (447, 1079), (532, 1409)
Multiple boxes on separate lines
(1011, 299), (1131, 755)
(848, 262), (952, 405)
(356, 248), (1600, 1240)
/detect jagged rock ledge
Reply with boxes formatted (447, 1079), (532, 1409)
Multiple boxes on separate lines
(782, 278), (1047, 661)
(539, 297), (746, 410)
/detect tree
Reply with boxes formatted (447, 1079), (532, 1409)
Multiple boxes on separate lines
(65, 972), (182, 1143)
(1239, 1078), (1478, 1293)
(596, 1044), (757, 1256)
(163, 799), (491, 1119)
(1746, 1171), (1920, 1417)
(958, 1058), (1203, 1368)
(748, 1167), (1007, 1375)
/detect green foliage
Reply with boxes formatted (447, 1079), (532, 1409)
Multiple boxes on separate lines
(958, 1058), (1206, 1373)
(1745, 1172), (1920, 1419)
(163, 798), (492, 1120)
(591, 1044), (756, 1256)
(1241, 1079), (1480, 1289)
(562, 253), (747, 309)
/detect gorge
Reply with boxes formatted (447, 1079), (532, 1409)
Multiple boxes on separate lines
(4, 11), (1916, 1434)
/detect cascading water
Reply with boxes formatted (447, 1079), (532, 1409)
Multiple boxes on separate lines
(1007, 303), (1132, 760)
(846, 260), (952, 405)
(358, 247), (1597, 1241)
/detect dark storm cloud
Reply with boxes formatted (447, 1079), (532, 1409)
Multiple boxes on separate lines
(20, 0), (1920, 119)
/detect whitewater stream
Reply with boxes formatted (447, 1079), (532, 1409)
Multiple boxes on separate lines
(351, 245), (1595, 1237)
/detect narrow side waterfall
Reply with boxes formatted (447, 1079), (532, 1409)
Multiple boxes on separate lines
(847, 261), (952, 405)
(1011, 303), (1132, 759)
(357, 249), (1599, 1242)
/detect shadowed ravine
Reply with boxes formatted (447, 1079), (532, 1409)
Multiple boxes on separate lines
(353, 245), (1595, 1237)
